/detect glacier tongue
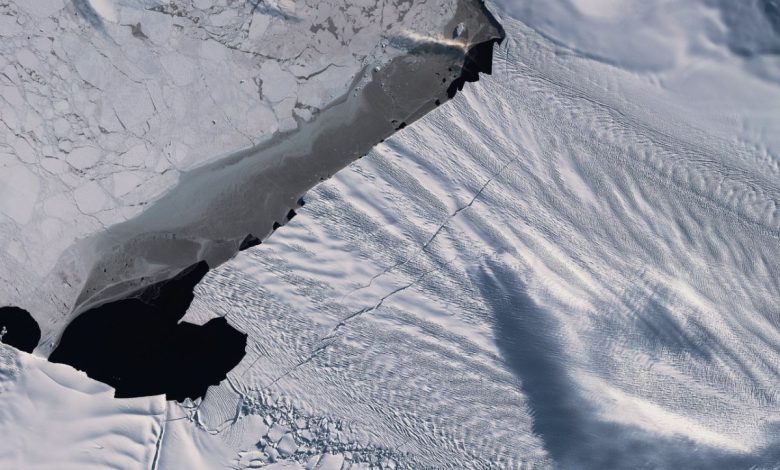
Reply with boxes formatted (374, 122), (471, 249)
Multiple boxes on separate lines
(178, 5), (780, 468)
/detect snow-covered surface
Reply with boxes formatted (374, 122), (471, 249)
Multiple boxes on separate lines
(3, 0), (780, 468)
(0, 342), (244, 468)
(497, 0), (780, 79)
(0, 344), (165, 469)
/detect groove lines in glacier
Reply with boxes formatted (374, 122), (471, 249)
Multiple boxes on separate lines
(341, 155), (519, 303)
(258, 257), (455, 392)
(258, 154), (520, 393)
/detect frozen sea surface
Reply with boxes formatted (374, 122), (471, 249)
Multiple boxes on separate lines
(0, 0), (500, 346)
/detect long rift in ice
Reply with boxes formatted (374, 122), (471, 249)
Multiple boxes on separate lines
(171, 2), (780, 467)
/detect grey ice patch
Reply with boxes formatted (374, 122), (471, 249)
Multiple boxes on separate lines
(72, 0), (105, 31)
(129, 22), (148, 40)
(453, 22), (466, 38)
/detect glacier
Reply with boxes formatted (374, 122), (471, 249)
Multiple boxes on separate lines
(179, 1), (780, 468)
(1, 0), (780, 469)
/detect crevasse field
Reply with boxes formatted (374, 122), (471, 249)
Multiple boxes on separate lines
(2, 0), (780, 469)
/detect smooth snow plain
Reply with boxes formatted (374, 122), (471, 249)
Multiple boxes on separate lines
(2, 0), (780, 468)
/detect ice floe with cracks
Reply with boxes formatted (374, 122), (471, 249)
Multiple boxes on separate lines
(0, 0), (500, 349)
